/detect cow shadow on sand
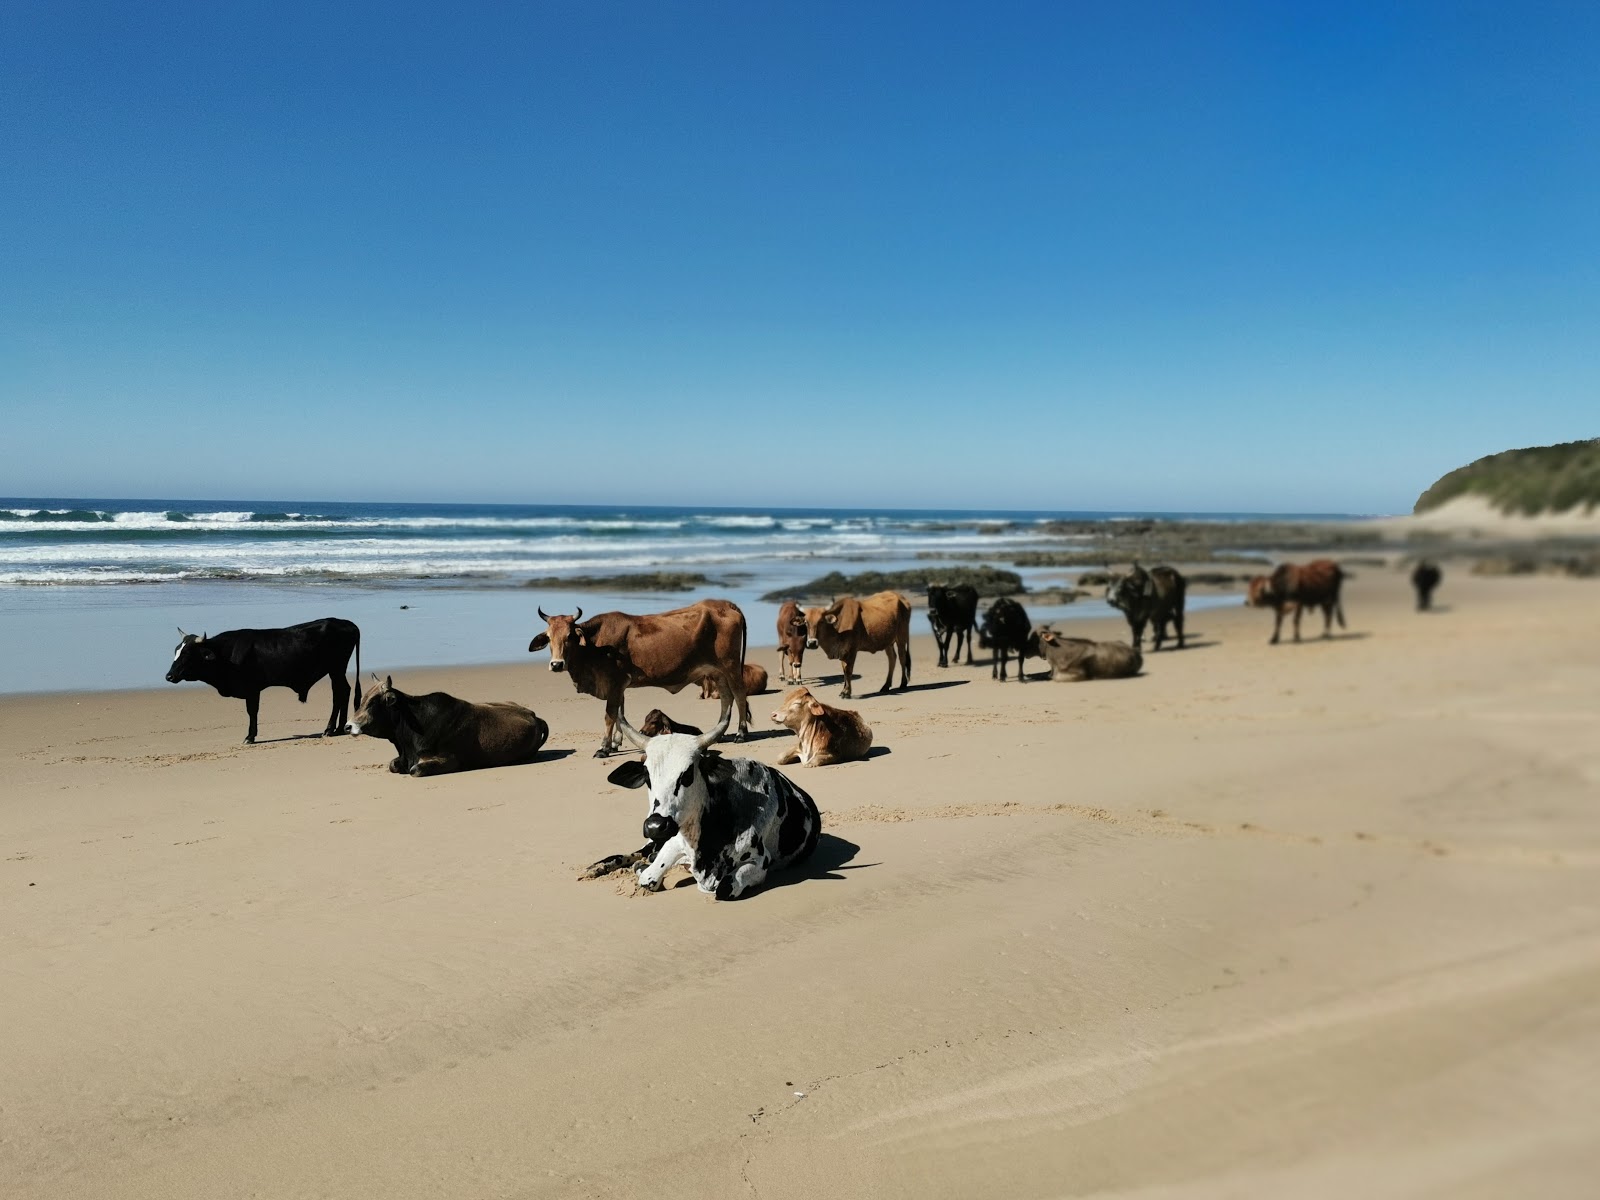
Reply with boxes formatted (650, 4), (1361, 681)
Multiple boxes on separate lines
(759, 834), (871, 894)
(532, 748), (578, 764)
(1274, 630), (1371, 646)
(252, 731), (345, 746)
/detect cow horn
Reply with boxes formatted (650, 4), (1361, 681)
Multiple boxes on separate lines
(176, 626), (186, 637)
(696, 704), (732, 752)
(537, 606), (550, 622)
(572, 606), (582, 623)
(613, 710), (648, 750)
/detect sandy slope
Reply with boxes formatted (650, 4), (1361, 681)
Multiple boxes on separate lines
(3, 569), (1598, 1198)
(1372, 493), (1600, 537)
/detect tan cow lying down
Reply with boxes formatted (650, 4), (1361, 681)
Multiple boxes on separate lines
(700, 662), (769, 700)
(639, 708), (703, 737)
(350, 677), (550, 776)
(1030, 630), (1143, 681)
(770, 686), (873, 767)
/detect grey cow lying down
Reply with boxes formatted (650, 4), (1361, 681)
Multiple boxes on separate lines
(350, 677), (549, 775)
(1030, 630), (1143, 681)
(583, 707), (821, 900)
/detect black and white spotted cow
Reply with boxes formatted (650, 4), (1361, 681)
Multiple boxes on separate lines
(594, 708), (821, 900)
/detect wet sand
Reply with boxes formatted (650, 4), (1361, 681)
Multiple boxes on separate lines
(3, 568), (1598, 1198)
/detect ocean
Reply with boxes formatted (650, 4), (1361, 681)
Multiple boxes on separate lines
(0, 499), (1341, 693)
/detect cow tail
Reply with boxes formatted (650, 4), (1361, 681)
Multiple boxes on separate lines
(353, 626), (362, 705)
(1336, 597), (1347, 629)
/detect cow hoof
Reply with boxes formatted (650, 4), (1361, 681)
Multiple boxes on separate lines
(593, 747), (612, 759)
(640, 877), (663, 893)
(324, 727), (347, 738)
(243, 736), (256, 745)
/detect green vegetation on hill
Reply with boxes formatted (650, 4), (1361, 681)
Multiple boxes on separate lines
(1415, 439), (1600, 516)
(760, 566), (1024, 604)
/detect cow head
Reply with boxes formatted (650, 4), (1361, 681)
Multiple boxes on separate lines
(528, 606), (584, 672)
(1105, 564), (1151, 615)
(166, 629), (211, 683)
(802, 605), (826, 649)
(770, 686), (824, 730)
(977, 599), (1013, 649)
(784, 606), (809, 646)
(605, 706), (732, 854)
(1245, 576), (1275, 607)
(349, 675), (405, 738)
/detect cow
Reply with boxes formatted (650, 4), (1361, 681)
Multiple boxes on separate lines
(700, 662), (769, 700)
(1246, 559), (1347, 644)
(1029, 630), (1142, 681)
(528, 599), (749, 756)
(349, 676), (548, 776)
(770, 686), (873, 767)
(1105, 564), (1187, 651)
(595, 707), (822, 900)
(775, 600), (808, 684)
(977, 597), (1032, 681)
(804, 591), (911, 699)
(1411, 561), (1442, 611)
(927, 583), (979, 667)
(165, 617), (360, 744)
(640, 708), (702, 737)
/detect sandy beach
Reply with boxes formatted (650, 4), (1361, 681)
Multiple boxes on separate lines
(4, 567), (1599, 1198)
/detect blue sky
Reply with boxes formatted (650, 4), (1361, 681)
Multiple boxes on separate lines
(4, 1), (1596, 514)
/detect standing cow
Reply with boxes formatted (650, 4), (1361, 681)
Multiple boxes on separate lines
(927, 583), (979, 667)
(978, 597), (1032, 681)
(528, 599), (749, 756)
(1411, 561), (1442, 611)
(1246, 559), (1346, 643)
(805, 591), (912, 699)
(775, 600), (808, 684)
(1105, 564), (1187, 651)
(598, 707), (822, 900)
(165, 617), (360, 744)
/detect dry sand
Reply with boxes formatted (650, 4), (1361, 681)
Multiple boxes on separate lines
(3, 569), (1599, 1198)
(1371, 494), (1600, 538)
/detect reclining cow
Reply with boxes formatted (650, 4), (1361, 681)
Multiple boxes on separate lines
(349, 677), (549, 776)
(1030, 630), (1143, 681)
(1246, 559), (1347, 643)
(528, 599), (750, 756)
(639, 708), (702, 737)
(1105, 564), (1187, 651)
(770, 686), (873, 767)
(593, 708), (821, 900)
(165, 617), (361, 744)
(805, 591), (911, 699)
(927, 583), (979, 667)
(700, 662), (769, 700)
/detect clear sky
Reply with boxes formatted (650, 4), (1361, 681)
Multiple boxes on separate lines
(4, 1), (1596, 513)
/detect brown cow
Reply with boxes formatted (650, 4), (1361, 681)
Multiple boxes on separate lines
(349, 677), (549, 776)
(528, 599), (750, 756)
(700, 662), (769, 700)
(639, 708), (702, 737)
(775, 599), (808, 684)
(1030, 630), (1142, 681)
(805, 591), (912, 699)
(1246, 559), (1346, 644)
(770, 686), (873, 767)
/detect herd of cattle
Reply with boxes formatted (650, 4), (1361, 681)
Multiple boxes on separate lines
(164, 558), (1443, 899)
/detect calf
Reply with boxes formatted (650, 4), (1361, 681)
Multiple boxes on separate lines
(597, 709), (821, 900)
(1105, 564), (1187, 651)
(700, 662), (769, 700)
(640, 708), (702, 737)
(776, 600), (808, 684)
(978, 597), (1033, 681)
(1411, 561), (1442, 611)
(166, 617), (360, 743)
(349, 677), (549, 776)
(1246, 559), (1346, 643)
(770, 686), (873, 767)
(927, 583), (979, 667)
(1030, 630), (1142, 681)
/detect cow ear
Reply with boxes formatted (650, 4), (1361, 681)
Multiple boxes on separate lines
(528, 632), (550, 653)
(226, 640), (251, 667)
(837, 597), (861, 628)
(606, 760), (650, 789)
(807, 700), (825, 716)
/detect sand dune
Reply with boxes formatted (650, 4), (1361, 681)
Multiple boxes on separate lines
(3, 568), (1598, 1197)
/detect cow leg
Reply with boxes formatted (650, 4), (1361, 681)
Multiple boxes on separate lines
(880, 649), (895, 694)
(325, 671), (351, 736)
(638, 833), (690, 892)
(243, 692), (261, 744)
(1293, 606), (1305, 642)
(597, 702), (619, 758)
(1323, 602), (1334, 638)
(730, 672), (749, 742)
(581, 842), (658, 880)
(1270, 608), (1284, 645)
(899, 640), (911, 689)
(410, 755), (455, 777)
(1017, 643), (1027, 682)
(388, 756), (409, 774)
(840, 652), (855, 699)
(717, 860), (769, 901)
(1174, 608), (1186, 649)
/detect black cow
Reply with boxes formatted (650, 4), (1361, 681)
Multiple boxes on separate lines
(166, 617), (360, 743)
(927, 583), (979, 667)
(977, 597), (1032, 682)
(1106, 564), (1187, 651)
(349, 677), (549, 776)
(1411, 561), (1442, 611)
